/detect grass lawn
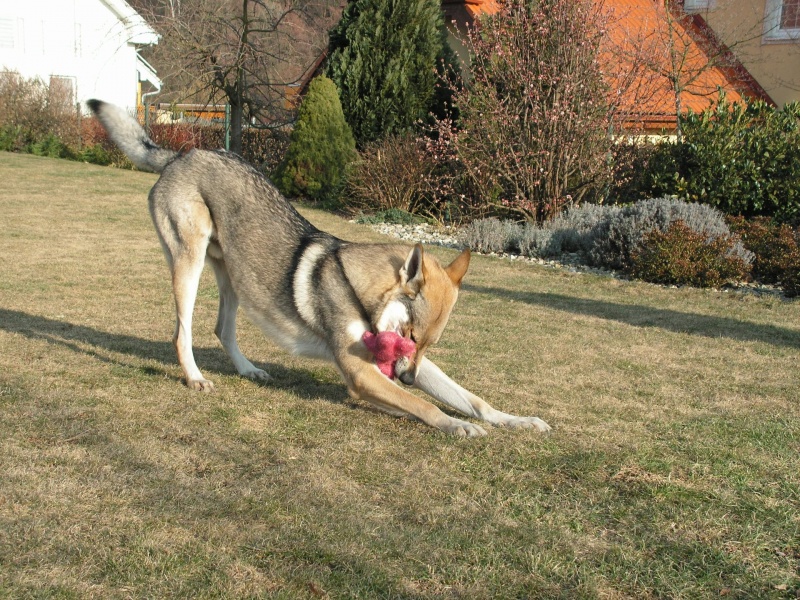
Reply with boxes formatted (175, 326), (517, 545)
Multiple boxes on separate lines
(0, 151), (798, 599)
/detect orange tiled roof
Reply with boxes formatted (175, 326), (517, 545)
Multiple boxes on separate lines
(604, 0), (764, 128)
(446, 0), (771, 131)
(442, 0), (501, 20)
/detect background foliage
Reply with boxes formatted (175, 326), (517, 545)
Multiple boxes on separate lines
(619, 97), (800, 224)
(444, 0), (616, 221)
(326, 0), (453, 147)
(273, 76), (357, 201)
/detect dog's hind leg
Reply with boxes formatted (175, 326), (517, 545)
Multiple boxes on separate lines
(154, 197), (217, 392)
(208, 256), (271, 383)
(169, 245), (216, 392)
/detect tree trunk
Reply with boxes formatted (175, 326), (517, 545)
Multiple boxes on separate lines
(229, 100), (244, 155)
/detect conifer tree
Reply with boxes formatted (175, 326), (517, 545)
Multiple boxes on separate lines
(325, 0), (454, 147)
(274, 76), (357, 201)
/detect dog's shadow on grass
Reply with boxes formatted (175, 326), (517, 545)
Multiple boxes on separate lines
(465, 285), (800, 350)
(0, 308), (349, 403)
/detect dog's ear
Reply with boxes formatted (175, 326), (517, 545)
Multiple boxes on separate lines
(400, 244), (424, 296)
(445, 249), (470, 287)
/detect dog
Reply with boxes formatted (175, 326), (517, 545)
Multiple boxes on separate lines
(87, 100), (550, 437)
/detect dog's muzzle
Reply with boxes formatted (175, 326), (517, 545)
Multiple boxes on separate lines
(398, 370), (415, 386)
(395, 356), (415, 386)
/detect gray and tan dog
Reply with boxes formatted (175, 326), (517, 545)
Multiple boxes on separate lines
(87, 100), (550, 437)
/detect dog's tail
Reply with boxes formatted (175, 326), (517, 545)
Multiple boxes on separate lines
(86, 100), (177, 173)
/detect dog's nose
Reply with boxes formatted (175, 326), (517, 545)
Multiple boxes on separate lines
(398, 370), (415, 386)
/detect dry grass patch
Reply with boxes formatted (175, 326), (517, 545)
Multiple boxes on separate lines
(1, 152), (799, 598)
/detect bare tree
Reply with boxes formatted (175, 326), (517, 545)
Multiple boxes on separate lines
(441, 0), (619, 221)
(132, 0), (340, 154)
(609, 0), (772, 140)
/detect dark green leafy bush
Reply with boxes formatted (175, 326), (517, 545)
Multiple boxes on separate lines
(0, 125), (23, 151)
(624, 97), (800, 224)
(28, 134), (75, 159)
(326, 0), (453, 146)
(79, 144), (113, 166)
(274, 76), (357, 201)
(355, 208), (426, 225)
(630, 220), (751, 288)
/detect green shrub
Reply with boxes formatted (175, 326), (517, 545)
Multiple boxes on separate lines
(28, 134), (76, 159)
(79, 143), (113, 166)
(0, 125), (23, 151)
(630, 220), (751, 288)
(728, 216), (800, 297)
(627, 96), (800, 224)
(274, 76), (357, 201)
(326, 0), (454, 146)
(356, 208), (425, 225)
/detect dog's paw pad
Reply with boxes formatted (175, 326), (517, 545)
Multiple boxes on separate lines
(187, 378), (216, 393)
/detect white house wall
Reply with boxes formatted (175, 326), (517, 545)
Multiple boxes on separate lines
(0, 0), (157, 111)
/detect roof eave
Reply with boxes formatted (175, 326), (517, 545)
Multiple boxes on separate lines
(100, 0), (160, 46)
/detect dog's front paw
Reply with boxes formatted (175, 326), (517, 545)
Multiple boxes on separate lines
(441, 418), (487, 438)
(186, 378), (216, 393)
(498, 415), (552, 433)
(243, 367), (271, 383)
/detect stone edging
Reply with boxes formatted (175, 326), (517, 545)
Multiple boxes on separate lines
(360, 221), (786, 299)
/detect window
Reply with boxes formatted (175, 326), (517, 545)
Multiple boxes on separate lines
(0, 18), (15, 49)
(683, 0), (716, 12)
(781, 0), (800, 29)
(764, 0), (800, 41)
(49, 75), (76, 108)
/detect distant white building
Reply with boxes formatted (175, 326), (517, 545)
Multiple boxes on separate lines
(0, 0), (161, 112)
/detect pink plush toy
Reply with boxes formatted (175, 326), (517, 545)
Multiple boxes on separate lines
(362, 331), (416, 380)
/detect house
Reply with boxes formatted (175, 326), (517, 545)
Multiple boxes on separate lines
(682, 0), (800, 107)
(441, 0), (500, 71)
(0, 0), (161, 112)
(442, 0), (771, 133)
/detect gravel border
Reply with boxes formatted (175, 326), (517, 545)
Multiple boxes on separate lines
(361, 221), (786, 298)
